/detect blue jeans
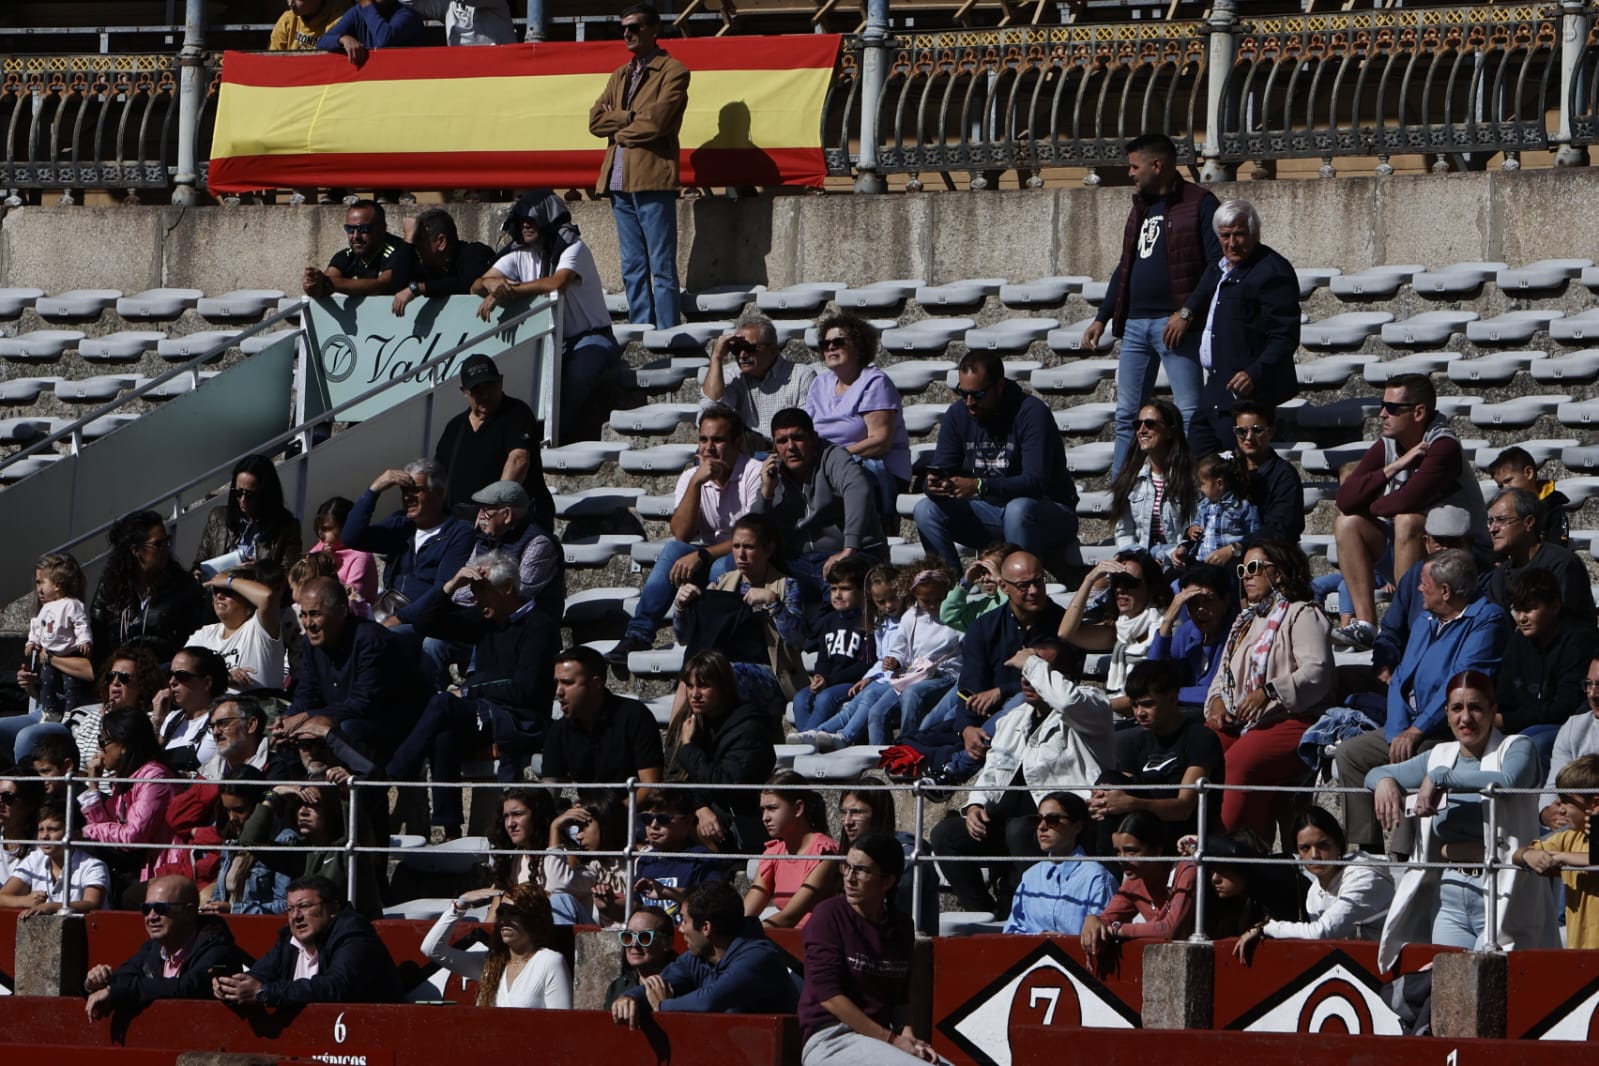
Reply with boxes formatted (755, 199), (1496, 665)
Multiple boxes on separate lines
(387, 693), (537, 827)
(0, 710), (46, 766)
(1112, 316), (1202, 478)
(1520, 723), (1562, 783)
(941, 692), (1028, 778)
(792, 682), (853, 733)
(1433, 872), (1486, 949)
(625, 540), (735, 642)
(1311, 572), (1351, 616)
(918, 685), (965, 733)
(848, 679), (952, 745)
(561, 331), (624, 440)
(858, 457), (905, 532)
(611, 190), (680, 329)
(914, 495), (1078, 571)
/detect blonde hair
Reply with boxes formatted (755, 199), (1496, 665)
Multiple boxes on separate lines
(35, 552), (86, 602)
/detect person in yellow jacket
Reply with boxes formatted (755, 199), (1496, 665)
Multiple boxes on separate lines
(270, 0), (352, 51)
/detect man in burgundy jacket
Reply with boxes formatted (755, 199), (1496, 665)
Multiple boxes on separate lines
(1331, 372), (1490, 650)
(1082, 133), (1221, 478)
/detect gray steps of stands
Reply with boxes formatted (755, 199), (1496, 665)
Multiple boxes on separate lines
(1447, 351), (1543, 385)
(1328, 264), (1425, 300)
(80, 330), (165, 362)
(34, 289), (122, 320)
(0, 330), (85, 360)
(755, 283), (842, 313)
(1380, 310), (1478, 347)
(1496, 258), (1592, 292)
(196, 289), (287, 319)
(0, 288), (45, 316)
(117, 288), (204, 319)
(1410, 262), (1506, 296)
(999, 276), (1090, 308)
(1467, 310), (1562, 345)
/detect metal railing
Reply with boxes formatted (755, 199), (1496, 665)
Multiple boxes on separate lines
(3, 771), (1583, 947)
(3, 2), (1597, 201)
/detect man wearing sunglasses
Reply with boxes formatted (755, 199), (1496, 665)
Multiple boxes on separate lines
(84, 875), (250, 1021)
(588, 3), (690, 329)
(915, 350), (1079, 571)
(612, 882), (797, 1028)
(1332, 373), (1489, 651)
(303, 200), (413, 299)
(702, 314), (816, 444)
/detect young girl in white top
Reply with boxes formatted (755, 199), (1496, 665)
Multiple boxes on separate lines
(842, 563), (965, 745)
(0, 803), (108, 914)
(422, 882), (572, 1008)
(26, 553), (93, 717)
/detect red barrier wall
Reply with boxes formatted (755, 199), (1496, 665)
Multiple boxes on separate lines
(0, 909), (15, 992)
(1506, 950), (1599, 1039)
(1010, 1025), (1575, 1065)
(0, 998), (800, 1066)
(1210, 937), (1444, 1033)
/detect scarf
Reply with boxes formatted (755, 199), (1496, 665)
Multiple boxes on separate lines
(1107, 607), (1158, 696)
(1220, 591), (1289, 729)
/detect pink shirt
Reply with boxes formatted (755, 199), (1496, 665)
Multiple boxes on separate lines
(671, 453), (763, 544)
(757, 832), (839, 927)
(308, 543), (379, 618)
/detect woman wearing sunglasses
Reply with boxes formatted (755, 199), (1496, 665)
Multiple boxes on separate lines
(805, 312), (912, 526)
(422, 882), (570, 1008)
(0, 775), (46, 886)
(1203, 539), (1334, 837)
(1229, 402), (1304, 550)
(1109, 399), (1197, 570)
(1057, 548), (1170, 710)
(151, 647), (229, 774)
(602, 908), (677, 1009)
(90, 509), (208, 667)
(187, 564), (286, 694)
(80, 708), (184, 897)
(10, 647), (163, 797)
(190, 455), (303, 577)
(1003, 792), (1117, 935)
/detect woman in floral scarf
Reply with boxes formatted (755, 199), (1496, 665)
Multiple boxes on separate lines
(1204, 539), (1334, 837)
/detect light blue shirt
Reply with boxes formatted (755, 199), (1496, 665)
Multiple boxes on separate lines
(1003, 848), (1119, 935)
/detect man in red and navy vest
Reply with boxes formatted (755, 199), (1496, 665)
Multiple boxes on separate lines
(1082, 134), (1221, 478)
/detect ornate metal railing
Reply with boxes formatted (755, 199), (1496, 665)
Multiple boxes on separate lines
(1, 3), (1595, 198)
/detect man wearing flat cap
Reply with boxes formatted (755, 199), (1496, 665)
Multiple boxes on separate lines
(435, 352), (556, 531)
(456, 480), (565, 624)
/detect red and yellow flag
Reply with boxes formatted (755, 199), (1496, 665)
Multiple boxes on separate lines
(208, 36), (840, 194)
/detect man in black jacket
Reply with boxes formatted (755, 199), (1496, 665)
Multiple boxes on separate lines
(214, 875), (400, 1007)
(85, 875), (251, 1020)
(1173, 198), (1301, 459)
(388, 550), (559, 831)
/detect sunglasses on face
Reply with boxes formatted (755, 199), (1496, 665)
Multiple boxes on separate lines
(1035, 813), (1071, 828)
(955, 387), (989, 401)
(1379, 400), (1418, 416)
(0, 791), (16, 806)
(1109, 574), (1144, 591)
(820, 336), (850, 350)
(639, 812), (682, 827)
(619, 20), (647, 34)
(170, 669), (202, 684)
(1133, 418), (1167, 431)
(618, 929), (660, 948)
(343, 223), (374, 235)
(140, 901), (190, 917)
(106, 670), (135, 685)
(1233, 425), (1268, 439)
(140, 538), (172, 551)
(1236, 559), (1273, 579)
(231, 486), (257, 498)
(208, 716), (246, 734)
(1002, 576), (1047, 592)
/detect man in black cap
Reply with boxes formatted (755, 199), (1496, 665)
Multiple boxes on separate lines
(434, 353), (555, 530)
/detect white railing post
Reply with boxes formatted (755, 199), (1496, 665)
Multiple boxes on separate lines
(910, 778), (926, 935)
(854, 0), (890, 194)
(62, 771), (77, 905)
(1188, 778), (1210, 942)
(1201, 0), (1239, 183)
(1482, 783), (1501, 952)
(1556, 0), (1593, 166)
(171, 0), (206, 205)
(623, 776), (639, 925)
(345, 779), (361, 907)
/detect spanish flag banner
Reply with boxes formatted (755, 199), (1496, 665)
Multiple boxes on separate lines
(207, 35), (840, 194)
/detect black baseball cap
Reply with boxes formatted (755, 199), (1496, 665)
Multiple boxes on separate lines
(460, 354), (502, 391)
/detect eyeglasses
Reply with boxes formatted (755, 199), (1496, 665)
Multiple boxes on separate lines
(231, 486), (257, 498)
(170, 669), (202, 684)
(1233, 425), (1268, 439)
(841, 861), (878, 881)
(1379, 400), (1419, 416)
(1133, 418), (1167, 431)
(342, 223), (374, 235)
(618, 929), (660, 948)
(140, 901), (192, 917)
(1236, 559), (1273, 579)
(106, 670), (135, 685)
(820, 336), (851, 350)
(1034, 813), (1070, 827)
(1485, 513), (1524, 529)
(139, 537), (171, 551)
(209, 716), (246, 734)
(619, 20), (646, 34)
(0, 792), (16, 806)
(1583, 680), (1599, 692)
(1002, 576), (1047, 592)
(639, 812), (684, 827)
(285, 901), (325, 915)
(955, 387), (989, 401)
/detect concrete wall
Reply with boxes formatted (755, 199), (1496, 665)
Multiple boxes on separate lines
(5, 168), (1599, 295)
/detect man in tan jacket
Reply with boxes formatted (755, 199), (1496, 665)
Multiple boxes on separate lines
(588, 3), (690, 329)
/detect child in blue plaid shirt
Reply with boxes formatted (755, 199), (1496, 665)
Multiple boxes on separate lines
(1175, 453), (1260, 566)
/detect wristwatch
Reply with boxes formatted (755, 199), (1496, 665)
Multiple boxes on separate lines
(696, 548), (713, 567)
(408, 281), (422, 296)
(1177, 307), (1193, 321)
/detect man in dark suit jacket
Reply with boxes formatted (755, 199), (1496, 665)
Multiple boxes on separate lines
(1175, 198), (1301, 459)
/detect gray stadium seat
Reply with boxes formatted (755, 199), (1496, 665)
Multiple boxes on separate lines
(1409, 262), (1506, 296)
(1047, 318), (1116, 354)
(1495, 258), (1592, 291)
(1077, 491), (1114, 516)
(82, 413), (140, 440)
(687, 285), (757, 315)
(541, 441), (629, 472)
(790, 747), (888, 780)
(1054, 402), (1116, 434)
(882, 360), (955, 393)
(0, 377), (57, 404)
(1548, 308), (1599, 344)
(0, 288), (45, 317)
(1064, 442), (1116, 475)
(80, 331), (165, 362)
(1380, 310), (1478, 347)
(55, 375), (136, 403)
(1301, 442), (1373, 475)
(1473, 439), (1575, 468)
(947, 361), (1040, 387)
(1557, 477), (1599, 508)
(157, 330), (241, 360)
(888, 542), (925, 566)
(1297, 353), (1378, 388)
(833, 280), (923, 311)
(1291, 397), (1381, 431)
(636, 495), (676, 520)
(962, 318), (1058, 352)
(143, 372), (220, 397)
(1362, 351), (1456, 384)
(1080, 281), (1109, 305)
(628, 645), (686, 678)
(614, 323), (651, 345)
(1468, 395), (1569, 429)
(1447, 350), (1543, 385)
(1563, 445), (1599, 472)
(1433, 396), (1483, 419)
(643, 322), (732, 351)
(604, 291), (630, 317)
(881, 318), (976, 354)
(999, 276), (1090, 308)
(1466, 310), (1564, 345)
(552, 486), (646, 518)
(914, 279), (1005, 307)
(902, 404), (945, 435)
(609, 403), (698, 434)
(195, 289), (286, 319)
(767, 319), (812, 345)
(564, 587), (640, 625)
(0, 417), (69, 443)
(117, 288), (204, 318)
(1301, 312), (1393, 349)
(1327, 265), (1424, 299)
(633, 357), (707, 392)
(1556, 399), (1599, 428)
(0, 330), (85, 360)
(754, 283), (841, 313)
(240, 329), (300, 355)
(0, 454), (64, 482)
(619, 443), (698, 474)
(1031, 359), (1118, 391)
(33, 289), (122, 320)
(564, 534), (644, 567)
(1294, 267), (1342, 299)
(1581, 266), (1599, 293)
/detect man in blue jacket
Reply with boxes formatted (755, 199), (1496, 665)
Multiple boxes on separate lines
(214, 875), (401, 1007)
(316, 0), (422, 66)
(611, 882), (797, 1028)
(1335, 548), (1507, 856)
(1171, 198), (1302, 459)
(915, 351), (1080, 571)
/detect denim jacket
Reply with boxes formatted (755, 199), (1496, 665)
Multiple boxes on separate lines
(1114, 462), (1194, 566)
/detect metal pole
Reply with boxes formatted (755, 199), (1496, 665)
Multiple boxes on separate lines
(853, 0), (889, 194)
(1482, 783), (1501, 951)
(171, 0), (205, 206)
(525, 0), (549, 43)
(1555, 0), (1592, 167)
(1200, 0), (1238, 183)
(62, 772), (77, 906)
(1188, 778), (1209, 942)
(910, 780), (926, 935)
(623, 776), (639, 925)
(345, 779), (360, 907)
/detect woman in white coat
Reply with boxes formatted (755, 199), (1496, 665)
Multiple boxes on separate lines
(421, 882), (572, 1008)
(1367, 670), (1559, 971)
